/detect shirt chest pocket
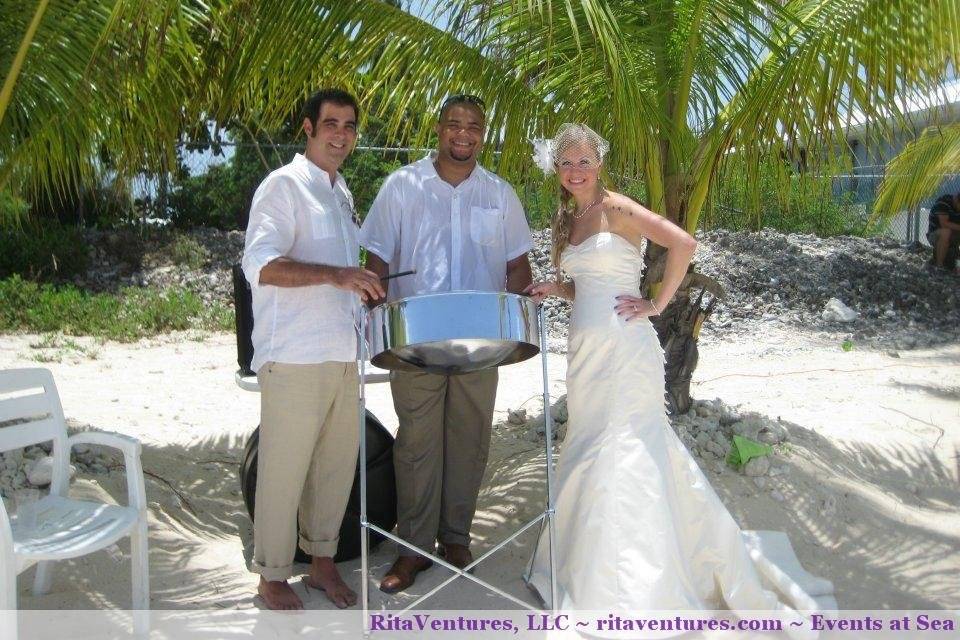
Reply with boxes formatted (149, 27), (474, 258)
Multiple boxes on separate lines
(469, 207), (502, 246)
(309, 206), (338, 240)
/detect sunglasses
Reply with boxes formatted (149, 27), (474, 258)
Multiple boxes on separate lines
(439, 94), (486, 116)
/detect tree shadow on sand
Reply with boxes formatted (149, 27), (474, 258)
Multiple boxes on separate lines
(464, 405), (960, 611)
(14, 404), (959, 613)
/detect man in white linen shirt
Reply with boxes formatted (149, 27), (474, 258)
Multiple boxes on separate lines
(360, 94), (533, 593)
(241, 88), (384, 610)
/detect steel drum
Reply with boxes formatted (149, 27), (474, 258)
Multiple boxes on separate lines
(368, 291), (540, 374)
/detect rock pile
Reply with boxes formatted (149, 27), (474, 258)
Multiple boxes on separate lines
(0, 437), (116, 498)
(671, 398), (790, 478)
(70, 225), (958, 351)
(695, 228), (959, 348)
(510, 394), (570, 443)
(513, 395), (794, 492)
(529, 226), (960, 350)
(527, 229), (572, 347)
(73, 227), (245, 308)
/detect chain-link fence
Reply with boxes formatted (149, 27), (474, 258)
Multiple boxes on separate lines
(146, 142), (958, 243)
(829, 165), (960, 246)
(174, 141), (428, 176)
(138, 141), (420, 230)
(145, 141), (558, 230)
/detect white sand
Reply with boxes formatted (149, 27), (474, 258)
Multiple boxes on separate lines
(1, 326), (957, 612)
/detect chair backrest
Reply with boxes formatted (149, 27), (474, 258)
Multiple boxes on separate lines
(0, 369), (69, 480)
(232, 263), (255, 377)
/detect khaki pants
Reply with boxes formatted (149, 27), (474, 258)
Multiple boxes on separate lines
(251, 361), (359, 581)
(390, 368), (498, 556)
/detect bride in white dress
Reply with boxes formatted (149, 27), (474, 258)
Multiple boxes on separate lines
(523, 124), (823, 631)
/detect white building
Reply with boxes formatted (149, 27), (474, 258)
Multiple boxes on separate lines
(837, 74), (960, 244)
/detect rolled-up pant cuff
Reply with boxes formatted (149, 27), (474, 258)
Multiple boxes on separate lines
(250, 559), (294, 582)
(438, 533), (471, 547)
(299, 536), (339, 558)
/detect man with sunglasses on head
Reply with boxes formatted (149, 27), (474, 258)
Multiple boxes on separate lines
(242, 88), (384, 610)
(360, 94), (533, 593)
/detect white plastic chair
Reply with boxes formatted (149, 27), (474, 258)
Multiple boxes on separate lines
(0, 368), (149, 638)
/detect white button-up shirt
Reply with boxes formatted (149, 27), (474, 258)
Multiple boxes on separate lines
(241, 153), (360, 373)
(359, 154), (532, 301)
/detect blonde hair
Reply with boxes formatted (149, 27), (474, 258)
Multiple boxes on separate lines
(550, 187), (575, 273)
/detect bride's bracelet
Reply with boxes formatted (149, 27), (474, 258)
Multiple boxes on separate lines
(649, 299), (661, 316)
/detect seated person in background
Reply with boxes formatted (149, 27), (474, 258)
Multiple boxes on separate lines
(928, 191), (960, 270)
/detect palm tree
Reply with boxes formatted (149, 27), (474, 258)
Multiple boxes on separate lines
(4, 0), (957, 409)
(0, 0), (208, 223)
(0, 0), (494, 217)
(7, 0), (958, 218)
(331, 0), (956, 411)
(188, 0), (960, 414)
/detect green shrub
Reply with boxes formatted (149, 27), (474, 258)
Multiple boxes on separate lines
(0, 191), (29, 227)
(166, 114), (409, 229)
(342, 150), (404, 220)
(707, 158), (867, 236)
(169, 234), (209, 268)
(28, 178), (136, 228)
(518, 176), (559, 230)
(166, 144), (265, 229)
(0, 221), (89, 281)
(0, 276), (231, 340)
(118, 287), (228, 336)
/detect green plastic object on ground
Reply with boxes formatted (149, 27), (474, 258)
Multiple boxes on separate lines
(727, 435), (773, 469)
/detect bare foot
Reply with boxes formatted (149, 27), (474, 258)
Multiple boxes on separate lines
(257, 577), (304, 610)
(305, 556), (358, 609)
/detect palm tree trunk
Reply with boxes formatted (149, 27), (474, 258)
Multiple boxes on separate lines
(641, 187), (720, 415)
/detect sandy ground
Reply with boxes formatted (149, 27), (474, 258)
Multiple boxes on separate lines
(1, 325), (958, 613)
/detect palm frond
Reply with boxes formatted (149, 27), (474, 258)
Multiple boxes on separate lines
(193, 0), (548, 177)
(687, 0), (960, 231)
(0, 0), (205, 203)
(4, 0), (958, 237)
(874, 123), (960, 216)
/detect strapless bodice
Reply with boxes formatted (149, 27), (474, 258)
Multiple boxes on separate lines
(560, 232), (645, 334)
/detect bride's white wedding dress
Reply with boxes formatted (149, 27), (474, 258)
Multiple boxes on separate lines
(526, 232), (833, 623)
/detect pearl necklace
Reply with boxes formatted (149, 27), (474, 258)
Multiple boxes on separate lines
(573, 193), (604, 219)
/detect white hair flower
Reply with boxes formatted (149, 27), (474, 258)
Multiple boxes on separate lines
(531, 138), (555, 175)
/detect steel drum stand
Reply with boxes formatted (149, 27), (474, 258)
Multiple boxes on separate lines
(358, 304), (558, 634)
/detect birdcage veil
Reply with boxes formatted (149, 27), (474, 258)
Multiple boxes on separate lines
(531, 123), (610, 174)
